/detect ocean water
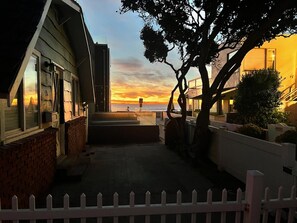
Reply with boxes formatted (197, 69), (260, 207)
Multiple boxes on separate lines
(111, 103), (168, 112)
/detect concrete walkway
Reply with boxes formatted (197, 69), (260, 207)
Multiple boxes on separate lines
(48, 142), (244, 209)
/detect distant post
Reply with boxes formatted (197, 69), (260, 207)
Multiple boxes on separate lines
(139, 98), (143, 111)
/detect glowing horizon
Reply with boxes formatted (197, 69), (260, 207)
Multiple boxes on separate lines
(77, 0), (198, 105)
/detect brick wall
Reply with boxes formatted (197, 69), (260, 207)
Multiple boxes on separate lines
(0, 128), (57, 208)
(65, 117), (87, 155)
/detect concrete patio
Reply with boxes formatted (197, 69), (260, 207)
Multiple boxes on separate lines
(47, 142), (245, 208)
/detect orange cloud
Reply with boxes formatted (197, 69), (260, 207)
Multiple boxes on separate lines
(111, 58), (177, 104)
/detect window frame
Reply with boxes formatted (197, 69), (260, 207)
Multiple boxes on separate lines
(243, 48), (276, 71)
(71, 74), (80, 117)
(2, 50), (42, 142)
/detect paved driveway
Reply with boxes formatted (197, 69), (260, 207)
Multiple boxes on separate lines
(48, 142), (244, 209)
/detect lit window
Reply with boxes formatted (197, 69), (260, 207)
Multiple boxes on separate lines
(243, 48), (276, 71)
(4, 54), (40, 133)
(24, 55), (39, 129)
(266, 49), (276, 69)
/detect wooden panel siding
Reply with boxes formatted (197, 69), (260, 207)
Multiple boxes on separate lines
(35, 7), (77, 74)
(40, 71), (53, 112)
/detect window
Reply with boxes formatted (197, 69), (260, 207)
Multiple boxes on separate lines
(4, 54), (40, 133)
(243, 48), (276, 71)
(24, 55), (39, 129)
(4, 90), (20, 131)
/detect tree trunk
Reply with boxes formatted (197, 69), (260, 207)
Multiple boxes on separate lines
(191, 95), (212, 159)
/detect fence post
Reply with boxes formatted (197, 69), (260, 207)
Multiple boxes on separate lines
(243, 170), (264, 223)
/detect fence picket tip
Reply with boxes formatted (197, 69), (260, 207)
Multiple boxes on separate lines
(81, 193), (86, 197)
(222, 189), (227, 203)
(130, 191), (135, 195)
(29, 194), (35, 199)
(192, 190), (197, 204)
(47, 194), (52, 199)
(113, 193), (119, 207)
(12, 196), (18, 210)
(97, 193), (102, 208)
(278, 186), (283, 200)
(235, 189), (242, 204)
(207, 190), (212, 204)
(64, 193), (69, 198)
(145, 191), (151, 195)
(161, 191), (166, 205)
(290, 185), (296, 199)
(177, 190), (182, 205)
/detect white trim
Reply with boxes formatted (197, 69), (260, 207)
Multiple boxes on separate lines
(61, 0), (81, 12)
(3, 129), (44, 145)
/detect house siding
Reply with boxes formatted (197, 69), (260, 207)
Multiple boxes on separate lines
(35, 7), (77, 74)
(0, 128), (57, 208)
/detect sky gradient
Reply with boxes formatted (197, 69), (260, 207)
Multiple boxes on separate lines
(77, 0), (198, 105)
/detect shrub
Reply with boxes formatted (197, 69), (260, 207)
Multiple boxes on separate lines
(233, 69), (281, 128)
(275, 130), (297, 145)
(237, 123), (265, 139)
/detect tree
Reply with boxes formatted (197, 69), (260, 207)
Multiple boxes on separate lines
(120, 0), (297, 158)
(233, 69), (282, 128)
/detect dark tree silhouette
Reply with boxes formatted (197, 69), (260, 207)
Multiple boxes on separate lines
(120, 0), (297, 159)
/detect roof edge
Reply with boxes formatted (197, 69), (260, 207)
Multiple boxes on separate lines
(8, 0), (53, 106)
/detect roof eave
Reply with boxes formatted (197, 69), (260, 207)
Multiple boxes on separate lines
(61, 1), (95, 104)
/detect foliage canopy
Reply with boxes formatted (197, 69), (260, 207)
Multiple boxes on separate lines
(233, 69), (282, 128)
(120, 0), (297, 152)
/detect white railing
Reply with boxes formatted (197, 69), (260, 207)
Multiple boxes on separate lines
(0, 171), (296, 223)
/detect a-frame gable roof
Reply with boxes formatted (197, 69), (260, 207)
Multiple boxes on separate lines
(1, 0), (51, 104)
(1, 0), (95, 105)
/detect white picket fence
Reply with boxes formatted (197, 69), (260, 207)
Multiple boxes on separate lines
(0, 171), (296, 223)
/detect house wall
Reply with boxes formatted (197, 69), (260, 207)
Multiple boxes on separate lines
(208, 35), (297, 116)
(35, 6), (86, 155)
(0, 128), (57, 208)
(36, 7), (77, 75)
(211, 35), (297, 90)
(260, 35), (297, 92)
(36, 6), (82, 118)
(211, 48), (241, 88)
(65, 116), (87, 155)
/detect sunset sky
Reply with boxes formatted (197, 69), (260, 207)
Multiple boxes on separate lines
(77, 0), (198, 105)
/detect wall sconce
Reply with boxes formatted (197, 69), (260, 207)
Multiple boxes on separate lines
(44, 61), (55, 72)
(229, 99), (234, 105)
